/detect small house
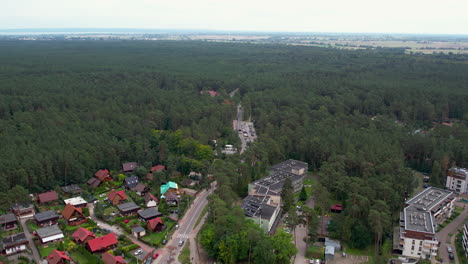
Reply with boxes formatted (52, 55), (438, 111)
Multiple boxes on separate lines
(95, 169), (112, 182)
(135, 183), (149, 196)
(124, 176), (139, 190)
(87, 178), (102, 188)
(108, 190), (127, 205)
(87, 233), (118, 253)
(61, 184), (82, 195)
(164, 191), (180, 206)
(331, 204), (342, 213)
(138, 208), (162, 222)
(10, 203), (35, 219)
(131, 226), (146, 238)
(160, 181), (178, 198)
(325, 245), (335, 260)
(38, 191), (59, 204)
(62, 204), (86, 226)
(122, 162), (138, 173)
(144, 193), (158, 208)
(37, 225), (64, 244)
(0, 233), (28, 255)
(147, 217), (165, 232)
(64, 196), (87, 208)
(150, 165), (166, 173)
(188, 171), (202, 180)
(102, 251), (126, 264)
(34, 210), (59, 227)
(0, 213), (17, 230)
(117, 202), (141, 216)
(46, 250), (72, 264)
(325, 238), (341, 251)
(72, 227), (95, 244)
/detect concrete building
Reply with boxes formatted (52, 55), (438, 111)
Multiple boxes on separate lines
(241, 195), (281, 233)
(397, 187), (455, 259)
(446, 167), (468, 194)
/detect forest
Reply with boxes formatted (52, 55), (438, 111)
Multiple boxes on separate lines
(0, 40), (467, 263)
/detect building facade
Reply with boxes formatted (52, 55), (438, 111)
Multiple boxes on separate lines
(446, 167), (468, 194)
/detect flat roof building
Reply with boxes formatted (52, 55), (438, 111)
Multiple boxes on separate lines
(446, 167), (468, 194)
(241, 195), (281, 233)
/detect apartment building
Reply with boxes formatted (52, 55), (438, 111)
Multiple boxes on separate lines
(446, 167), (468, 194)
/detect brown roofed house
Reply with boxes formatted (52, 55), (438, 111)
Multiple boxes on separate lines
(102, 251), (126, 264)
(122, 162), (138, 173)
(0, 213), (17, 230)
(10, 203), (35, 219)
(72, 227), (95, 244)
(87, 233), (118, 253)
(108, 190), (127, 205)
(46, 250), (72, 264)
(62, 204), (86, 226)
(147, 217), (165, 232)
(87, 178), (102, 188)
(144, 193), (158, 208)
(38, 191), (59, 204)
(164, 191), (180, 206)
(135, 183), (149, 196)
(95, 169), (112, 182)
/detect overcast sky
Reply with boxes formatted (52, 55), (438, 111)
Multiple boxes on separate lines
(1, 0), (467, 34)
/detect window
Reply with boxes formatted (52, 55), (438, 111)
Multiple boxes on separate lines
(412, 240), (415, 244)
(420, 241), (423, 245)
(411, 246), (415, 250)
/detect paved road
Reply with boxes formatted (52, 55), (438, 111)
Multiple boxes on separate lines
(19, 217), (43, 264)
(437, 202), (467, 263)
(153, 182), (217, 264)
(294, 223), (308, 264)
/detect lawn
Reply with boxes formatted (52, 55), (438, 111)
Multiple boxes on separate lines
(306, 245), (324, 258)
(38, 244), (57, 258)
(141, 217), (176, 246)
(70, 251), (100, 264)
(343, 245), (374, 256)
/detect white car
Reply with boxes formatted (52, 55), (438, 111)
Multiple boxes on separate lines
(309, 260), (314, 264)
(134, 249), (143, 255)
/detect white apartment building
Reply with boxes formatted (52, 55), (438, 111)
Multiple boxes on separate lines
(446, 167), (468, 194)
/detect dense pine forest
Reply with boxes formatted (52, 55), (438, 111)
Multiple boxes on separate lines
(0, 40), (467, 263)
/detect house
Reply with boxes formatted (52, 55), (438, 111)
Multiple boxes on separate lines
(446, 167), (468, 194)
(95, 169), (112, 182)
(62, 204), (86, 226)
(200, 90), (220, 97)
(0, 213), (17, 230)
(163, 191), (180, 206)
(150, 165), (166, 173)
(325, 245), (335, 260)
(122, 162), (138, 173)
(38, 191), (59, 204)
(144, 193), (158, 208)
(188, 171), (202, 180)
(131, 226), (146, 238)
(138, 208), (163, 222)
(64, 197), (87, 208)
(124, 176), (139, 190)
(87, 178), (102, 188)
(147, 217), (165, 232)
(87, 233), (118, 253)
(37, 225), (64, 244)
(135, 183), (149, 196)
(34, 210), (59, 227)
(46, 250), (72, 264)
(0, 233), (28, 255)
(108, 190), (127, 205)
(325, 238), (341, 251)
(72, 227), (95, 244)
(331, 204), (342, 213)
(397, 187), (455, 259)
(102, 251), (126, 264)
(10, 203), (35, 219)
(182, 179), (198, 187)
(160, 181), (178, 198)
(117, 202), (141, 216)
(61, 184), (82, 195)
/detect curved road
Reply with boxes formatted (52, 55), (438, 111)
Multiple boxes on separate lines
(437, 202), (467, 263)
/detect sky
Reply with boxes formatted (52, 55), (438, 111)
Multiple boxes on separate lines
(1, 0), (468, 34)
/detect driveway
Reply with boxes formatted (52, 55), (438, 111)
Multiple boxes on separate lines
(437, 202), (467, 263)
(294, 223), (308, 264)
(19, 217), (43, 264)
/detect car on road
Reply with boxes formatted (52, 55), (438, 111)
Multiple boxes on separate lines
(153, 253), (159, 259)
(315, 260), (320, 264)
(134, 249), (143, 255)
(175, 224), (179, 230)
(449, 253), (454, 260)
(178, 240), (184, 247)
(309, 260), (314, 264)
(390, 259), (396, 264)
(447, 246), (452, 253)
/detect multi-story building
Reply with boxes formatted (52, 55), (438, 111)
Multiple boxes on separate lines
(463, 221), (468, 258)
(397, 187), (455, 259)
(446, 167), (468, 194)
(241, 194), (281, 233)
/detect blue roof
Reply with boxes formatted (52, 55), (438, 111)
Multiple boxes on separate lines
(160, 181), (178, 196)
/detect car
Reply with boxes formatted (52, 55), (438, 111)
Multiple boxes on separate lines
(170, 210), (174, 214)
(175, 224), (179, 230)
(309, 260), (314, 264)
(162, 239), (167, 245)
(178, 240), (184, 247)
(123, 219), (129, 224)
(315, 260), (320, 264)
(134, 249), (143, 255)
(153, 253), (159, 259)
(390, 260), (395, 264)
(447, 246), (452, 253)
(449, 253), (454, 260)
(423, 183), (430, 188)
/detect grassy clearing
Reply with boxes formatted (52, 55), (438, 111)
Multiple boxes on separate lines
(178, 241), (191, 264)
(306, 245), (324, 258)
(38, 245), (57, 258)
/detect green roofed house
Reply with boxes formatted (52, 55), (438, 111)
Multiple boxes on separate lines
(160, 181), (179, 199)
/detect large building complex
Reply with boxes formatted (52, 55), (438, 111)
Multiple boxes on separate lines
(446, 167), (468, 194)
(397, 187), (455, 259)
(242, 159), (308, 233)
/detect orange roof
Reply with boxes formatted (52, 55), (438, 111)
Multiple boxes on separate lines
(46, 250), (71, 264)
(87, 233), (118, 252)
(72, 227), (95, 242)
(108, 190), (127, 201)
(61, 204), (83, 220)
(148, 217), (164, 230)
(102, 251), (126, 264)
(95, 169), (110, 180)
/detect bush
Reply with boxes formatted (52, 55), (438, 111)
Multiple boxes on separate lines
(122, 244), (139, 253)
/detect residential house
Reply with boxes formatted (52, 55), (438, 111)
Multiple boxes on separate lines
(38, 191), (59, 204)
(116, 202), (141, 216)
(147, 217), (165, 232)
(87, 178), (102, 188)
(163, 192), (180, 206)
(325, 238), (341, 251)
(325, 245), (335, 260)
(446, 167), (468, 194)
(138, 208), (162, 222)
(0, 213), (17, 230)
(62, 204), (86, 226)
(135, 183), (149, 196)
(102, 251), (126, 264)
(122, 162), (138, 173)
(108, 190), (127, 205)
(87, 233), (118, 253)
(10, 203), (35, 219)
(124, 176), (139, 190)
(160, 181), (179, 199)
(0, 233), (28, 255)
(46, 250), (73, 264)
(34, 210), (59, 227)
(150, 165), (166, 173)
(144, 193), (158, 208)
(331, 204), (343, 213)
(188, 171), (202, 180)
(95, 169), (112, 182)
(37, 225), (64, 244)
(397, 187), (455, 259)
(72, 227), (95, 244)
(61, 184), (82, 195)
(131, 226), (146, 238)
(64, 197), (87, 208)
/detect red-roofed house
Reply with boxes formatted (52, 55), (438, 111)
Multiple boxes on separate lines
(122, 162), (138, 173)
(108, 190), (127, 205)
(62, 204), (86, 226)
(38, 191), (59, 204)
(150, 165), (166, 173)
(46, 250), (72, 264)
(102, 251), (126, 264)
(95, 169), (112, 182)
(331, 204), (342, 213)
(87, 233), (118, 253)
(200, 90), (220, 97)
(147, 217), (165, 232)
(72, 227), (95, 244)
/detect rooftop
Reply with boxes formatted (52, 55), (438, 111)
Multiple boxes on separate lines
(124, 176), (139, 188)
(0, 213), (16, 225)
(64, 196), (87, 206)
(406, 187), (454, 212)
(241, 195), (278, 221)
(117, 202), (141, 212)
(251, 170), (303, 193)
(61, 184), (82, 194)
(271, 159), (308, 174)
(34, 210), (58, 222)
(38, 191), (59, 203)
(36, 225), (62, 238)
(448, 167), (468, 179)
(404, 206), (435, 233)
(131, 226), (145, 233)
(138, 208), (162, 219)
(1, 233), (27, 248)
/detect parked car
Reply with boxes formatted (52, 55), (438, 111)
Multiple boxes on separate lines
(153, 253), (159, 259)
(390, 260), (396, 264)
(449, 253), (454, 260)
(175, 224), (179, 230)
(315, 259), (320, 264)
(162, 239), (167, 245)
(309, 260), (314, 264)
(447, 246), (453, 253)
(178, 240), (184, 247)
(134, 249), (143, 255)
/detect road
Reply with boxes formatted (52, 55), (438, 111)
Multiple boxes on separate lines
(19, 217), (43, 264)
(153, 181), (217, 264)
(294, 223), (308, 264)
(437, 202), (467, 263)
(234, 104), (257, 154)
